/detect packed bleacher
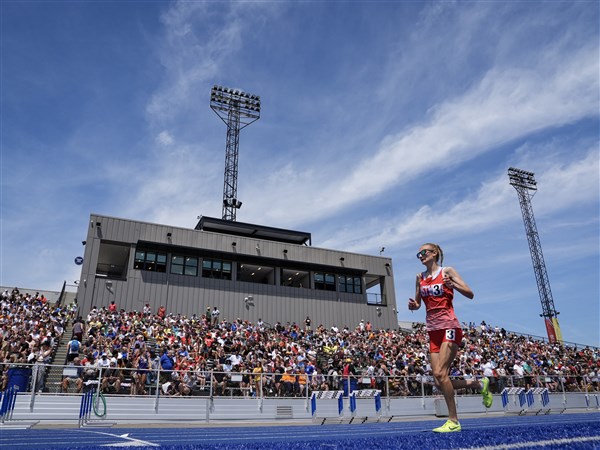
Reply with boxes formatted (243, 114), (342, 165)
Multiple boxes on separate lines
(1, 288), (599, 397)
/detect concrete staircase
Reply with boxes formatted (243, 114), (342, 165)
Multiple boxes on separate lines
(44, 321), (74, 393)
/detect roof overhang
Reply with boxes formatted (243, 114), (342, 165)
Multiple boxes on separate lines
(195, 216), (311, 246)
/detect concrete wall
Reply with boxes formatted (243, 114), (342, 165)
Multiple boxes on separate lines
(7, 391), (595, 425)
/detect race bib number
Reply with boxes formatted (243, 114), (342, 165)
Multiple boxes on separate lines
(445, 329), (456, 341)
(421, 283), (444, 297)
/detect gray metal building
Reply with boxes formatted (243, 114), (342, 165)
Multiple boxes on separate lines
(76, 214), (398, 329)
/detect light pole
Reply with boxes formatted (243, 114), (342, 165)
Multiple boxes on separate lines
(508, 167), (562, 343)
(210, 85), (261, 222)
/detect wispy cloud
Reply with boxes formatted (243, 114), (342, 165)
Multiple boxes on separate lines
(241, 42), (597, 226)
(146, 2), (242, 125)
(320, 147), (598, 253)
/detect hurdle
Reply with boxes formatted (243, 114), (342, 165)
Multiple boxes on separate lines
(313, 389), (382, 424)
(0, 387), (38, 429)
(585, 393), (599, 411)
(78, 389), (94, 427)
(501, 387), (526, 414)
(526, 387), (551, 415)
(78, 388), (111, 427)
(502, 387), (552, 415)
(349, 389), (381, 424)
(0, 387), (18, 424)
(311, 390), (344, 424)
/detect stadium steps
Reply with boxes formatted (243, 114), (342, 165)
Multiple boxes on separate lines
(147, 336), (159, 351)
(44, 320), (74, 393)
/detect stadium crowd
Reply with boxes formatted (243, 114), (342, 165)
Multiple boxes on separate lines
(1, 288), (599, 398)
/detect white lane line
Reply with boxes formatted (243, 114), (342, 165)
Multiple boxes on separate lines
(460, 435), (600, 450)
(77, 430), (159, 447)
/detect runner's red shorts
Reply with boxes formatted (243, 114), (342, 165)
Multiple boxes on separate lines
(428, 328), (463, 353)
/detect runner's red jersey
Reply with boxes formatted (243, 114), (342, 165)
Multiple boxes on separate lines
(419, 267), (461, 332)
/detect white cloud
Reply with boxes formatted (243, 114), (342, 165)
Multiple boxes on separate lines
(156, 131), (174, 146)
(240, 44), (598, 227)
(146, 2), (244, 125)
(320, 147), (598, 253)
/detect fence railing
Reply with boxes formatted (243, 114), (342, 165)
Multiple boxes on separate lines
(2, 362), (598, 400)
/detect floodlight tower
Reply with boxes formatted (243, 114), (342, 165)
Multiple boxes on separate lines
(508, 167), (563, 344)
(210, 85), (261, 221)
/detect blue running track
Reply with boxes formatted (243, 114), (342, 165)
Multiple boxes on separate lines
(1, 412), (599, 449)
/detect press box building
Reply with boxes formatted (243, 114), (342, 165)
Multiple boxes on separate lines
(76, 214), (398, 329)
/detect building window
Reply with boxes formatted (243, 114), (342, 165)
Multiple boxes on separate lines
(338, 275), (362, 294)
(314, 272), (336, 291)
(134, 250), (167, 272)
(280, 268), (310, 288)
(171, 255), (198, 276)
(202, 258), (232, 280)
(237, 264), (275, 284)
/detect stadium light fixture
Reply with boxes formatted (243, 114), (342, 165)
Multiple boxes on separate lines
(210, 85), (261, 127)
(508, 167), (537, 191)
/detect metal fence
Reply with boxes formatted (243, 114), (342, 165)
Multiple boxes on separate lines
(2, 362), (598, 400)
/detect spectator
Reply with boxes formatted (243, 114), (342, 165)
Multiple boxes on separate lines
(100, 360), (122, 393)
(327, 360), (340, 390)
(513, 360), (525, 386)
(72, 317), (84, 342)
(66, 337), (81, 363)
(61, 357), (83, 393)
(160, 349), (175, 381)
(481, 358), (497, 393)
(81, 355), (99, 391)
(211, 307), (220, 327)
(212, 364), (227, 396)
(281, 367), (296, 397)
(252, 362), (263, 397)
(133, 352), (149, 395)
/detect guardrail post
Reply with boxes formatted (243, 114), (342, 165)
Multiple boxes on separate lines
(154, 368), (161, 413)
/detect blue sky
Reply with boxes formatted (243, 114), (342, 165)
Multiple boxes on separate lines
(1, 1), (598, 347)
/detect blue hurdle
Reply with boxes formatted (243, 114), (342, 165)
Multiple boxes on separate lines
(585, 393), (599, 411)
(0, 387), (18, 424)
(311, 390), (344, 424)
(527, 388), (551, 414)
(78, 388), (95, 427)
(313, 389), (382, 424)
(501, 387), (526, 414)
(350, 390), (382, 424)
(502, 387), (551, 415)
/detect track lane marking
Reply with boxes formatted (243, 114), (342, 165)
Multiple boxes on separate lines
(459, 435), (600, 450)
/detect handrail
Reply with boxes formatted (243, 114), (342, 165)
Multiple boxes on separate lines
(2, 361), (597, 400)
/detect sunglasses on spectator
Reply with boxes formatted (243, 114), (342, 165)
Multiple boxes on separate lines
(416, 249), (434, 258)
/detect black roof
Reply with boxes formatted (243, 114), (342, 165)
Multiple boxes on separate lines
(195, 216), (311, 246)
